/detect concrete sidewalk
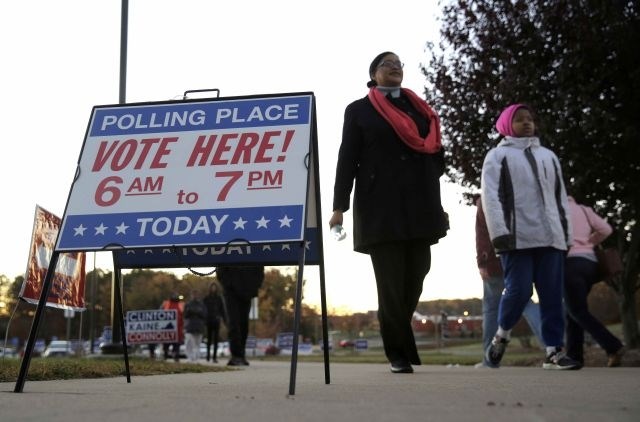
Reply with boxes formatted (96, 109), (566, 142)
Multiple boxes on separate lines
(1, 361), (639, 421)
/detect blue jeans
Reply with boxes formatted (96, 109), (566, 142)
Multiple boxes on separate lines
(482, 275), (544, 366)
(499, 247), (566, 348)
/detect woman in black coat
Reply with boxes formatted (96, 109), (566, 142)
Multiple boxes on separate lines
(216, 265), (264, 366)
(329, 51), (449, 374)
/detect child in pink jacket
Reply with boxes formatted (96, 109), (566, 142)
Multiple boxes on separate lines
(564, 196), (624, 367)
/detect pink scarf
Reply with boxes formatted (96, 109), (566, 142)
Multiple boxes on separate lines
(368, 87), (442, 153)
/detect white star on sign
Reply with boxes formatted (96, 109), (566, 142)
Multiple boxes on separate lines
(233, 217), (247, 230)
(73, 224), (87, 236)
(256, 216), (270, 229)
(278, 215), (293, 227)
(94, 223), (108, 235)
(281, 244), (291, 251)
(262, 245), (272, 251)
(115, 222), (129, 234)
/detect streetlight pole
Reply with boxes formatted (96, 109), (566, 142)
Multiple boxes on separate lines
(107, 0), (128, 351)
(119, 0), (128, 105)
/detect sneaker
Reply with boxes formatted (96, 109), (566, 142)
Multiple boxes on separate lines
(607, 346), (626, 367)
(485, 336), (509, 367)
(390, 359), (413, 374)
(543, 350), (580, 370)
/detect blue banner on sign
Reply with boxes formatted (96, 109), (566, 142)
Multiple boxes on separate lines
(114, 227), (320, 268)
(90, 96), (311, 136)
(57, 205), (304, 250)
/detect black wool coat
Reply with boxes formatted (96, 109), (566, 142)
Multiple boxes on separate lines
(332, 94), (449, 254)
(217, 266), (265, 299)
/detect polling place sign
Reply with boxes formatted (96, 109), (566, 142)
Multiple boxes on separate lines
(56, 93), (313, 251)
(125, 309), (178, 344)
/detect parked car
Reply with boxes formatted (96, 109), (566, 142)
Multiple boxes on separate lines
(42, 340), (87, 357)
(339, 339), (355, 348)
(0, 346), (18, 358)
(42, 340), (74, 357)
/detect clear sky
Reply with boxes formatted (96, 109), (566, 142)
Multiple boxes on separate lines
(1, 0), (481, 314)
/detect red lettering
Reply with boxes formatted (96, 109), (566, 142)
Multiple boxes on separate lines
(92, 137), (178, 172)
(111, 139), (137, 171)
(186, 131), (288, 166)
(232, 132), (260, 164)
(134, 138), (160, 169)
(255, 131), (279, 163)
(187, 134), (216, 167)
(92, 140), (119, 172)
(150, 137), (177, 168)
(211, 133), (238, 165)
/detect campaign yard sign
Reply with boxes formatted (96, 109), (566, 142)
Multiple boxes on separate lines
(354, 339), (369, 351)
(20, 205), (86, 310)
(125, 309), (178, 345)
(56, 93), (314, 251)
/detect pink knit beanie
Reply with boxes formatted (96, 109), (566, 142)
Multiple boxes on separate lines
(495, 103), (527, 137)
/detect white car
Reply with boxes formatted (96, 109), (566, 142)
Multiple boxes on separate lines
(0, 346), (18, 358)
(42, 340), (73, 357)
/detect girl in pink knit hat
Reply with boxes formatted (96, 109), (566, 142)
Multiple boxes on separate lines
(480, 103), (579, 370)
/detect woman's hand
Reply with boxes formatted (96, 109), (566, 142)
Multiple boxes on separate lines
(329, 210), (343, 228)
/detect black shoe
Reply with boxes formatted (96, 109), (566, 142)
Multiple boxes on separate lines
(227, 356), (249, 366)
(485, 336), (509, 367)
(543, 349), (580, 370)
(390, 360), (413, 374)
(566, 354), (584, 370)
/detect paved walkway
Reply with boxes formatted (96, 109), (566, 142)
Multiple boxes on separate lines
(1, 361), (639, 421)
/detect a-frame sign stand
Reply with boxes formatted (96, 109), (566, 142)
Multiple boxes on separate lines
(14, 92), (330, 395)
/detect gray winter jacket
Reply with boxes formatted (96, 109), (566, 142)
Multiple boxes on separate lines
(480, 136), (571, 253)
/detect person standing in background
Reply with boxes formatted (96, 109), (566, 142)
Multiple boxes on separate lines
(329, 51), (449, 374)
(183, 289), (207, 362)
(565, 195), (625, 368)
(475, 195), (544, 368)
(217, 265), (264, 366)
(161, 293), (184, 362)
(203, 281), (226, 363)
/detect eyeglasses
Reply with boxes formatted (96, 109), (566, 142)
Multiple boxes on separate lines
(377, 60), (404, 69)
